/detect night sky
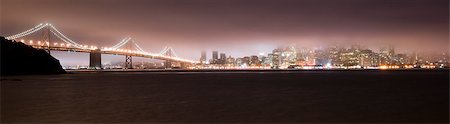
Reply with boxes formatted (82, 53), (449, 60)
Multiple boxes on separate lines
(1, 0), (448, 66)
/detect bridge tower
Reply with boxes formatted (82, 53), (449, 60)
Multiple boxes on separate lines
(125, 55), (133, 69)
(165, 50), (172, 69)
(162, 47), (175, 69)
(124, 40), (133, 69)
(42, 25), (51, 53)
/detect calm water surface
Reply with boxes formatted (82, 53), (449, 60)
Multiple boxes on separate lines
(1, 70), (449, 123)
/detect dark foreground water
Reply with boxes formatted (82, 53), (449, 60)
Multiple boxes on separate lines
(1, 70), (449, 123)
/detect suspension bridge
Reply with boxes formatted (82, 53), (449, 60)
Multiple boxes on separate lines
(4, 23), (198, 69)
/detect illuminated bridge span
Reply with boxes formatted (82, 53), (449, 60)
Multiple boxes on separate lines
(5, 23), (197, 69)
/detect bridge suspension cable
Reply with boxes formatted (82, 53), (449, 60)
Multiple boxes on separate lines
(159, 47), (168, 55)
(110, 37), (131, 49)
(109, 38), (146, 53)
(159, 46), (179, 58)
(131, 40), (146, 52)
(6, 23), (46, 40)
(48, 24), (84, 48)
(6, 23), (87, 49)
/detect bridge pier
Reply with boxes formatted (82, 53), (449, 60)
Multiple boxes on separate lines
(125, 55), (133, 69)
(89, 49), (102, 69)
(164, 60), (172, 69)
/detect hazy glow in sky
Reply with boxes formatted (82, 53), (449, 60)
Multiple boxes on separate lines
(1, 0), (448, 65)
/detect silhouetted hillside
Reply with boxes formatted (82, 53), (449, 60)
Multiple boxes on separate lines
(1, 37), (66, 75)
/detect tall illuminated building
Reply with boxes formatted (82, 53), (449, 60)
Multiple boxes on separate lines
(200, 50), (206, 64)
(272, 48), (282, 67)
(212, 51), (218, 64)
(220, 53), (226, 64)
(265, 54), (274, 66)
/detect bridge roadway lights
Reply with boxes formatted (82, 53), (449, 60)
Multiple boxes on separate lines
(89, 49), (102, 69)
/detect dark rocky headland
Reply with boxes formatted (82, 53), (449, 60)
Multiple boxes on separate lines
(0, 37), (66, 75)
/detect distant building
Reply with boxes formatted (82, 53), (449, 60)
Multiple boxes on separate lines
(271, 48), (284, 67)
(272, 54), (280, 67)
(243, 56), (250, 66)
(314, 49), (329, 66)
(250, 55), (260, 66)
(212, 51), (218, 64)
(340, 49), (359, 66)
(226, 56), (236, 66)
(282, 46), (297, 65)
(220, 53), (226, 64)
(359, 49), (378, 67)
(265, 54), (273, 66)
(236, 58), (244, 66)
(200, 50), (206, 64)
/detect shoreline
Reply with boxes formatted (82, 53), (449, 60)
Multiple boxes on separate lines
(3, 69), (447, 76)
(65, 68), (450, 73)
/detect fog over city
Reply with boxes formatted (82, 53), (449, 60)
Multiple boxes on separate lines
(2, 0), (448, 66)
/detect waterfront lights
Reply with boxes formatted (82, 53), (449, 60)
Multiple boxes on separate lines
(379, 65), (400, 70)
(325, 63), (332, 69)
(29, 40), (33, 44)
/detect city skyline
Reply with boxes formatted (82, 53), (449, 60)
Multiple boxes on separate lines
(197, 45), (448, 67)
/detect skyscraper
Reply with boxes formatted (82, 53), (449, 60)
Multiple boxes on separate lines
(200, 50), (206, 64)
(212, 51), (218, 64)
(272, 48), (282, 67)
(220, 53), (226, 64)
